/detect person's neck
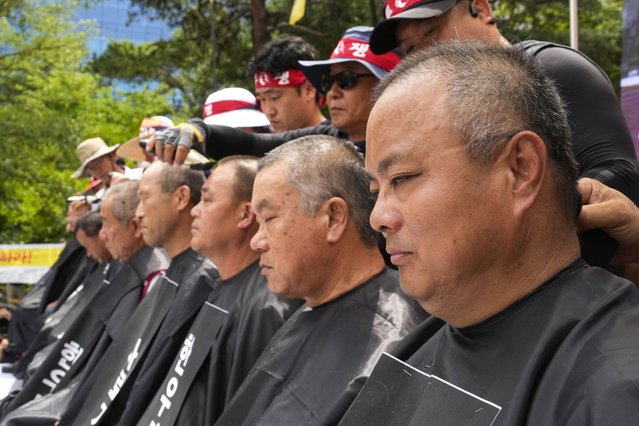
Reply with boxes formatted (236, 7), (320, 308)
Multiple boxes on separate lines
(442, 222), (580, 328)
(305, 241), (385, 308)
(305, 109), (327, 128)
(208, 243), (260, 281)
(164, 217), (194, 259)
(121, 238), (146, 262)
(487, 26), (511, 47)
(346, 127), (366, 144)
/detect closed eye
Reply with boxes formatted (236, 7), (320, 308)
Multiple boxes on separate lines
(391, 175), (413, 186)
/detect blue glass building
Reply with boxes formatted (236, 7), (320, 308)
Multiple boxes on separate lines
(75, 0), (171, 56)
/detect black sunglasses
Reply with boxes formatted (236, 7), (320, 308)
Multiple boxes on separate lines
(320, 71), (375, 93)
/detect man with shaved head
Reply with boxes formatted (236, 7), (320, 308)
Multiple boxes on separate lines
(215, 136), (426, 425)
(339, 41), (639, 425)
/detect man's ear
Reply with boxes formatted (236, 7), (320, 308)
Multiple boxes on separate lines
(131, 217), (143, 239)
(473, 0), (494, 23)
(322, 197), (349, 243)
(175, 186), (191, 211)
(238, 202), (255, 229)
(504, 131), (547, 218)
(301, 80), (317, 102)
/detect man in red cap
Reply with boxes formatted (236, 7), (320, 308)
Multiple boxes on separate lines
(368, 0), (639, 240)
(146, 26), (402, 163)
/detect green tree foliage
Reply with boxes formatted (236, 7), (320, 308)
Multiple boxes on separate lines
(90, 0), (386, 116)
(494, 0), (624, 92)
(0, 0), (626, 244)
(90, 0), (623, 117)
(0, 0), (175, 243)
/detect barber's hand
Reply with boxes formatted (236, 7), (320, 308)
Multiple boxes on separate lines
(146, 122), (204, 165)
(578, 178), (639, 265)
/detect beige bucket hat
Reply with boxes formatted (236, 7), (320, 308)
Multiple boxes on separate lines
(72, 137), (120, 179)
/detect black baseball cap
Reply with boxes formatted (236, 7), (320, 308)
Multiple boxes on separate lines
(370, 0), (457, 54)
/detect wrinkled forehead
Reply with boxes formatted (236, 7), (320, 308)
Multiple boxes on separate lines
(252, 164), (295, 208)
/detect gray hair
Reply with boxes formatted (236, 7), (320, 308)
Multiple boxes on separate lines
(157, 164), (206, 206)
(216, 156), (260, 202)
(258, 135), (378, 246)
(374, 41), (580, 223)
(102, 180), (140, 224)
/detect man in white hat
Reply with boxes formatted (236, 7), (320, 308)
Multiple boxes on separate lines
(71, 137), (142, 188)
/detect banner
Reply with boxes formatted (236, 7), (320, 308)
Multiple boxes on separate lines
(0, 244), (65, 284)
(621, 0), (639, 153)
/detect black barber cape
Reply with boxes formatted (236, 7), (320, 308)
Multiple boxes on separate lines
(26, 245), (165, 380)
(11, 259), (112, 380)
(7, 237), (86, 354)
(0, 245), (167, 422)
(215, 268), (428, 425)
(61, 248), (218, 425)
(132, 261), (303, 426)
(339, 260), (639, 425)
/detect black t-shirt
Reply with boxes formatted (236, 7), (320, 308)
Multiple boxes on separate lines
(341, 260), (639, 425)
(517, 41), (639, 202)
(215, 268), (428, 425)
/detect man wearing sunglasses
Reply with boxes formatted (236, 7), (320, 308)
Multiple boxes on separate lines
(146, 26), (402, 163)
(368, 0), (639, 249)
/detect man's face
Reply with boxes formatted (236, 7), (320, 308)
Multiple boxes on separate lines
(325, 62), (378, 141)
(86, 154), (117, 183)
(136, 165), (179, 249)
(191, 164), (244, 259)
(250, 163), (327, 302)
(366, 77), (508, 316)
(395, 2), (477, 55)
(99, 198), (138, 261)
(77, 228), (111, 263)
(256, 86), (311, 132)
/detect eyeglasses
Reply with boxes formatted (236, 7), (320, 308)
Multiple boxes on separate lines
(320, 71), (375, 93)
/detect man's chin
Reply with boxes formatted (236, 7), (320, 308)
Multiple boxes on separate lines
(398, 270), (426, 298)
(266, 279), (288, 298)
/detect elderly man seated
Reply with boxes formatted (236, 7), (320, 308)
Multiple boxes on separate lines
(215, 135), (427, 425)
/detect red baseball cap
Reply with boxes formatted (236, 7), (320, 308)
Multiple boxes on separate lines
(298, 26), (402, 93)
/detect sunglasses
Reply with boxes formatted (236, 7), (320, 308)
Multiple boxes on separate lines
(320, 71), (375, 93)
